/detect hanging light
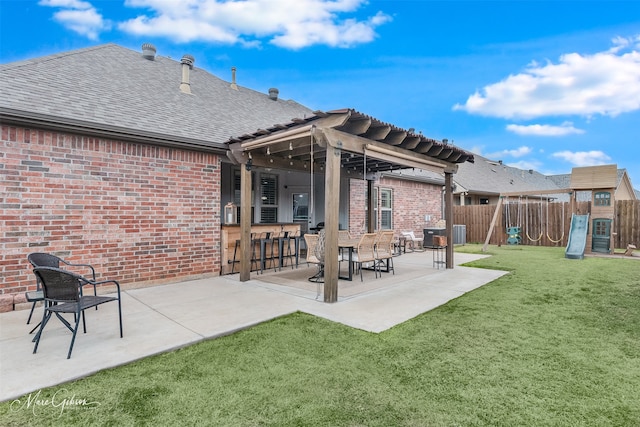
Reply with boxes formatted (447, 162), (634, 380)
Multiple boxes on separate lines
(266, 147), (270, 155)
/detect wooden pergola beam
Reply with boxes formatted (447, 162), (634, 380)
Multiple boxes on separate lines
(323, 143), (341, 302)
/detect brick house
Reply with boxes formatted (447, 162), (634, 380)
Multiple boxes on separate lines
(1, 43), (473, 308)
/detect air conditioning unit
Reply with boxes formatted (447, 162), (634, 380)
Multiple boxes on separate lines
(453, 225), (466, 245)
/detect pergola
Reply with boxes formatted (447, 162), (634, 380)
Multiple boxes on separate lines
(227, 109), (474, 302)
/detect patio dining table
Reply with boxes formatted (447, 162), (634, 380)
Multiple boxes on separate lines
(338, 238), (360, 281)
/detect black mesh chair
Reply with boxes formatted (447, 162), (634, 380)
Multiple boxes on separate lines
(32, 266), (123, 359)
(26, 253), (97, 332)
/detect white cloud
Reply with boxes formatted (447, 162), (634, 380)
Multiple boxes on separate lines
(552, 150), (612, 166)
(453, 35), (640, 119)
(39, 0), (93, 8)
(40, 0), (109, 40)
(506, 122), (585, 136)
(486, 146), (533, 159)
(117, 0), (391, 48)
(467, 145), (486, 156)
(506, 159), (543, 171)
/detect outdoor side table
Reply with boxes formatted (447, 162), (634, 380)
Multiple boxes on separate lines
(432, 245), (446, 269)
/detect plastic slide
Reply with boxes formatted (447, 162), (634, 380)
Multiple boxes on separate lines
(565, 214), (589, 259)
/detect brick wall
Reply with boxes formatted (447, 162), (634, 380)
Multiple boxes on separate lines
(347, 176), (442, 237)
(383, 176), (443, 236)
(1, 125), (221, 299)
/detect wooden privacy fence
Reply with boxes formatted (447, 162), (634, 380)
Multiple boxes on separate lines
(454, 200), (640, 249)
(615, 200), (640, 248)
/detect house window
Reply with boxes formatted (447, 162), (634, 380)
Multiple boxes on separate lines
(480, 198), (489, 205)
(233, 169), (255, 222)
(380, 188), (393, 230)
(594, 191), (611, 206)
(260, 173), (278, 223)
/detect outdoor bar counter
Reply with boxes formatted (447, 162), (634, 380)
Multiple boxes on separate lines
(221, 223), (301, 275)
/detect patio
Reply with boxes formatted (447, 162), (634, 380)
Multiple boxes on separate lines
(0, 251), (506, 403)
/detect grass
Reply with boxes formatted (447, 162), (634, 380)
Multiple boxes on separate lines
(2, 245), (639, 426)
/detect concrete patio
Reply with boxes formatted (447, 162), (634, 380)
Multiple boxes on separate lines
(0, 251), (507, 403)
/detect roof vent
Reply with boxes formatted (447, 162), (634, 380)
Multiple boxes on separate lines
(142, 43), (156, 60)
(180, 54), (195, 94)
(230, 67), (238, 90)
(268, 88), (279, 101)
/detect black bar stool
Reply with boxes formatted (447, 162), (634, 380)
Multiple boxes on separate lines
(279, 231), (296, 270)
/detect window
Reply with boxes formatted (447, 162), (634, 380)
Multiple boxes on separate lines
(260, 173), (278, 223)
(380, 188), (393, 230)
(594, 191), (611, 206)
(292, 193), (309, 221)
(480, 198), (489, 205)
(365, 187), (392, 230)
(233, 169), (254, 222)
(365, 187), (378, 231)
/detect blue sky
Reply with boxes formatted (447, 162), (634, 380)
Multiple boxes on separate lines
(1, 0), (639, 188)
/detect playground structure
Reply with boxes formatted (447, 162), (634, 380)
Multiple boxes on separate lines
(482, 165), (619, 258)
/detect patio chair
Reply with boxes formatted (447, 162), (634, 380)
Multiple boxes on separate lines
(26, 253), (97, 330)
(304, 233), (323, 284)
(375, 230), (395, 275)
(338, 230), (352, 242)
(352, 233), (379, 281)
(32, 266), (123, 359)
(401, 231), (424, 252)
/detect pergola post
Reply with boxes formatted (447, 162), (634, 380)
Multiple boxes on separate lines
(323, 143), (341, 303)
(239, 161), (252, 282)
(445, 171), (454, 268)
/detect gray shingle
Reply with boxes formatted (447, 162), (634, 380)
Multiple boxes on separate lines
(454, 154), (564, 196)
(0, 44), (313, 148)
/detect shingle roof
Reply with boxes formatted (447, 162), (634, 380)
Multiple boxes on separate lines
(454, 154), (563, 195)
(0, 43), (313, 151)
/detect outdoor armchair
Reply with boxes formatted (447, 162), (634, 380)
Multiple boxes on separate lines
(401, 231), (424, 252)
(26, 253), (98, 330)
(374, 230), (395, 275)
(352, 233), (379, 281)
(32, 266), (123, 359)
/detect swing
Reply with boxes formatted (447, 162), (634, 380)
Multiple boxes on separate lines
(505, 196), (522, 245)
(546, 196), (565, 243)
(525, 195), (544, 242)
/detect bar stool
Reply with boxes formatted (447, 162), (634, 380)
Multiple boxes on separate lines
(270, 231), (285, 271)
(230, 239), (241, 273)
(258, 232), (276, 273)
(230, 234), (262, 273)
(279, 231), (296, 270)
(251, 233), (263, 273)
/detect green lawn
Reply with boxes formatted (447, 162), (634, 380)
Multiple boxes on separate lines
(2, 245), (639, 426)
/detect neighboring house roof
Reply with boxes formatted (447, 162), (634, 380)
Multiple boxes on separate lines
(383, 167), (445, 185)
(453, 154), (563, 196)
(0, 43), (313, 152)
